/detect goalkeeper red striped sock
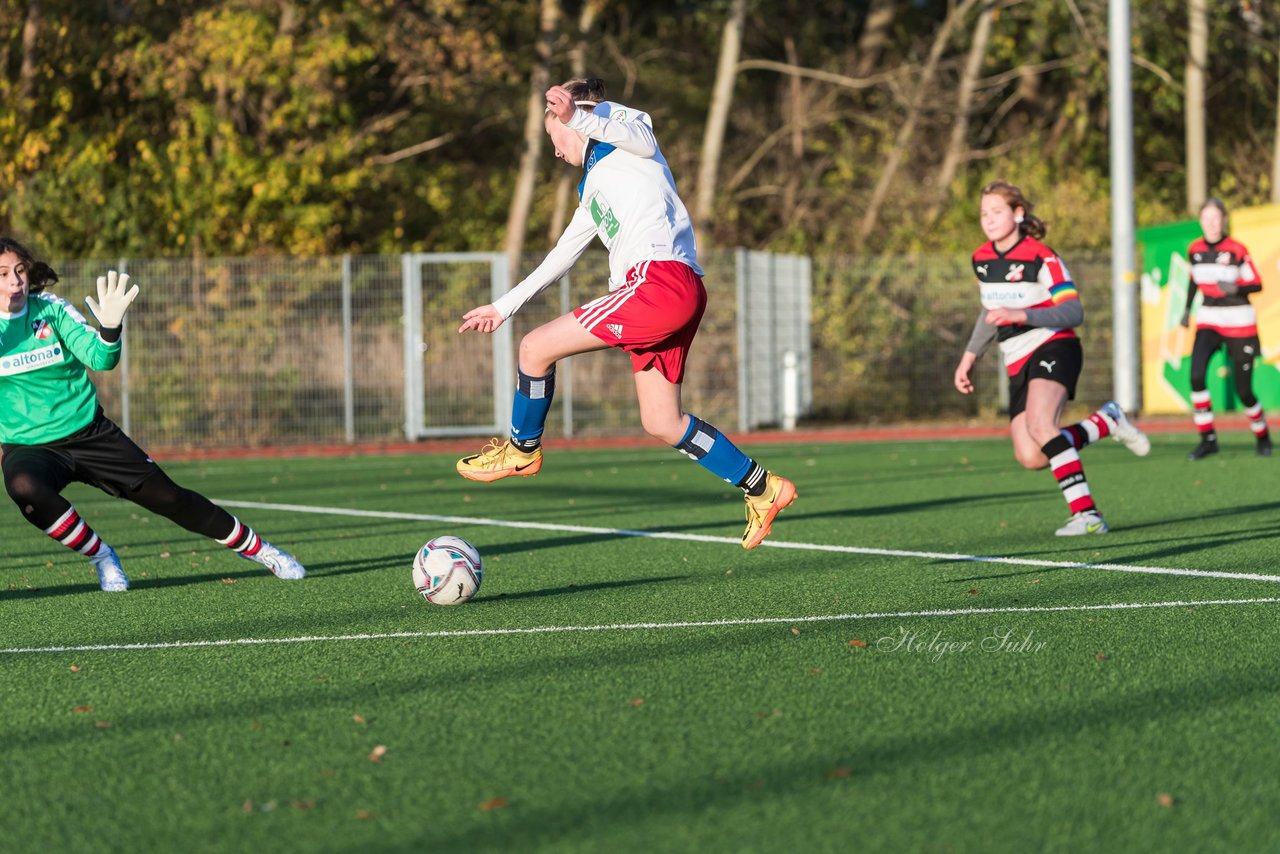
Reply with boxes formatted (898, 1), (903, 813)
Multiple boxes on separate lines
(218, 517), (262, 557)
(44, 506), (103, 557)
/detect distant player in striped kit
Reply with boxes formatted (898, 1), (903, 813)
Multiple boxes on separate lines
(455, 78), (796, 549)
(1180, 198), (1272, 459)
(0, 238), (305, 591)
(953, 182), (1150, 536)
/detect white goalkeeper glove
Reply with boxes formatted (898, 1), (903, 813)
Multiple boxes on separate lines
(85, 270), (140, 329)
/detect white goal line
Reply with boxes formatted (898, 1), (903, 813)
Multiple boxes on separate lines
(3, 597), (1278, 655)
(217, 499), (1280, 584)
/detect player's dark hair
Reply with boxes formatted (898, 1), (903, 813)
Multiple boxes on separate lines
(1200, 197), (1229, 234)
(0, 236), (58, 294)
(981, 180), (1047, 240)
(561, 77), (606, 110)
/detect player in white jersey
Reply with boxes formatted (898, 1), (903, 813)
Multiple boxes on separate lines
(455, 78), (796, 549)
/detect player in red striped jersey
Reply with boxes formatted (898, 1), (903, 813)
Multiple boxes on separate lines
(953, 182), (1149, 536)
(1180, 198), (1271, 459)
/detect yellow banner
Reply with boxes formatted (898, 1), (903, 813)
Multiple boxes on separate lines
(1139, 204), (1280, 413)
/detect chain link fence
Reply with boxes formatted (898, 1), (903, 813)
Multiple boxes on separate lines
(810, 252), (1115, 424)
(63, 249), (1114, 450)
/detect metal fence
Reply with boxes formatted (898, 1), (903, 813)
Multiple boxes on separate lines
(809, 252), (1116, 424)
(64, 248), (1115, 450)
(72, 249), (814, 449)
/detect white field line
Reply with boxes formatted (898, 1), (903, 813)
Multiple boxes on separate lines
(3, 597), (1278, 655)
(217, 499), (1280, 584)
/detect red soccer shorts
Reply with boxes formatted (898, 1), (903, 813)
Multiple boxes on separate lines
(572, 260), (707, 384)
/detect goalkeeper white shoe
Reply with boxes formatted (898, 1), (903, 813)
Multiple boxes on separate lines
(243, 540), (306, 580)
(1101, 401), (1150, 457)
(1055, 510), (1109, 537)
(90, 545), (129, 592)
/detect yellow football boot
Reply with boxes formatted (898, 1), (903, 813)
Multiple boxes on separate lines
(456, 438), (543, 482)
(741, 473), (797, 549)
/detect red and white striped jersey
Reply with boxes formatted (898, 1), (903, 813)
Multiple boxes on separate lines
(1185, 236), (1262, 337)
(972, 236), (1080, 375)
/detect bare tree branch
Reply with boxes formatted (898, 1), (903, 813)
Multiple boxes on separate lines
(926, 0), (997, 224)
(1134, 53), (1181, 91)
(370, 132), (456, 165)
(1061, 0), (1179, 90)
(19, 0), (41, 110)
(602, 35), (637, 100)
(974, 56), (1079, 90)
(735, 58), (904, 91)
(855, 0), (981, 248)
(694, 0), (747, 239)
(854, 0), (897, 77)
(550, 0), (603, 242)
(504, 0), (562, 274)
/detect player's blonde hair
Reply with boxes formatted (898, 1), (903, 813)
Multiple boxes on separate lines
(981, 180), (1047, 240)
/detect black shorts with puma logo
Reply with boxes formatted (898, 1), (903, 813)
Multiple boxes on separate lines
(1007, 337), (1083, 419)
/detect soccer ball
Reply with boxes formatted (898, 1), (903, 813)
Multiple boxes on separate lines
(412, 536), (483, 605)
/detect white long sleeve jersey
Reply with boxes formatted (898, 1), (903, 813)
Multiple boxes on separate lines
(492, 102), (702, 320)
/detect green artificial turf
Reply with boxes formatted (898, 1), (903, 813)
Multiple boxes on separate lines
(2, 435), (1278, 852)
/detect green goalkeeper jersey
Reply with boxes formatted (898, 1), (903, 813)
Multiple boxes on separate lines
(0, 292), (121, 445)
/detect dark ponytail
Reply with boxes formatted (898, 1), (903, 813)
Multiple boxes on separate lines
(0, 237), (58, 293)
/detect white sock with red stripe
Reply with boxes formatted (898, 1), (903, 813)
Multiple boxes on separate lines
(1190, 389), (1216, 438)
(1245, 402), (1269, 439)
(217, 517), (262, 557)
(44, 506), (104, 557)
(1061, 409), (1114, 450)
(1041, 435), (1097, 515)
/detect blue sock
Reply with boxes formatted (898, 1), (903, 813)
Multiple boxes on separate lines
(510, 367), (555, 450)
(674, 416), (767, 495)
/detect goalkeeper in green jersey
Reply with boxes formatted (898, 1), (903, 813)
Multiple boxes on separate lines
(0, 237), (305, 591)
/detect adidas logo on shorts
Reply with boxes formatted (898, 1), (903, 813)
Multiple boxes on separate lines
(607, 323), (624, 338)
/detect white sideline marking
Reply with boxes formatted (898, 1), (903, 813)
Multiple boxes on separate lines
(216, 499), (1280, 584)
(3, 598), (1278, 655)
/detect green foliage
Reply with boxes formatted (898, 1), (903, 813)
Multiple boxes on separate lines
(1, 0), (525, 256)
(3, 0), (1279, 425)
(5, 1), (1276, 258)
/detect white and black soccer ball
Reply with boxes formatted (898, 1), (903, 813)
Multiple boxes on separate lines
(412, 536), (482, 605)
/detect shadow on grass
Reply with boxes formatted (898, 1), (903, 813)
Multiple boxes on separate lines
(939, 522), (1280, 584)
(471, 575), (689, 605)
(0, 517), (419, 563)
(1111, 500), (1280, 533)
(987, 520), (1280, 569)
(12, 614), (798, 748)
(4, 481), (1054, 571)
(942, 566), (1072, 584)
(414, 657), (1280, 851)
(0, 565), (286, 601)
(0, 546), (693, 601)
